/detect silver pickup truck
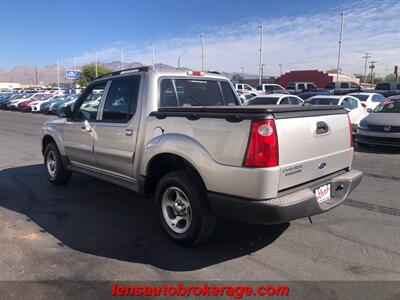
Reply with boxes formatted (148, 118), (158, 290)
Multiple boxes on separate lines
(41, 67), (363, 245)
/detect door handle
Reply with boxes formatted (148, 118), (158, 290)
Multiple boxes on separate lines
(316, 121), (329, 134)
(125, 129), (133, 136)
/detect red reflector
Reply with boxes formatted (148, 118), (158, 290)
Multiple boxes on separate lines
(243, 119), (279, 168)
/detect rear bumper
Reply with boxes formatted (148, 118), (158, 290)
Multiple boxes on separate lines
(208, 169), (363, 225)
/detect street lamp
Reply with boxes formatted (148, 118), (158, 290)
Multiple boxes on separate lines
(178, 50), (186, 69)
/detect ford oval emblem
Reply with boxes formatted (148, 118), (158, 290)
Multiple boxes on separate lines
(318, 162), (327, 170)
(384, 125), (391, 132)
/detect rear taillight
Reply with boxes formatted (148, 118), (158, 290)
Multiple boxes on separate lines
(347, 114), (353, 147)
(243, 119), (279, 168)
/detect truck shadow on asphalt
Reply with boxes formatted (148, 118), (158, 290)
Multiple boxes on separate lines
(0, 164), (288, 271)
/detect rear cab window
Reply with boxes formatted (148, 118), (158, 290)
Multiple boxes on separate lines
(159, 78), (238, 107)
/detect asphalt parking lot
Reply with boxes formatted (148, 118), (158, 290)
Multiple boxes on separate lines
(0, 110), (399, 282)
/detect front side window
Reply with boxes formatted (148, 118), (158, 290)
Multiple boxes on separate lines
(287, 83), (295, 89)
(374, 99), (400, 113)
(350, 83), (360, 89)
(325, 82), (335, 89)
(289, 96), (301, 105)
(77, 83), (106, 120)
(101, 76), (140, 122)
(280, 98), (290, 104)
(298, 84), (305, 90)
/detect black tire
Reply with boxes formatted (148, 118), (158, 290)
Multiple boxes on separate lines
(155, 170), (217, 246)
(44, 142), (72, 185)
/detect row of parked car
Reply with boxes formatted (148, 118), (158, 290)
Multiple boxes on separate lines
(235, 83), (399, 148)
(0, 91), (80, 114)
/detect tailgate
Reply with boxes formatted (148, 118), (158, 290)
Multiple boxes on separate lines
(275, 112), (353, 190)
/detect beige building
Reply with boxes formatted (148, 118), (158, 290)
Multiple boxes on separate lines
(0, 82), (21, 90)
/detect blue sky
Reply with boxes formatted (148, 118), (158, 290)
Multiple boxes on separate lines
(0, 0), (399, 76)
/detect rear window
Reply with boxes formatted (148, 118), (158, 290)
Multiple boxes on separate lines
(308, 98), (339, 105)
(375, 83), (390, 90)
(248, 97), (279, 105)
(374, 99), (400, 113)
(159, 78), (237, 107)
(324, 83), (335, 89)
(351, 94), (369, 101)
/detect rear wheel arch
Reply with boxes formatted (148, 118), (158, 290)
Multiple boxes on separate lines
(42, 135), (57, 155)
(144, 153), (206, 198)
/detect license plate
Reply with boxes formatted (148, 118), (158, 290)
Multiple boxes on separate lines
(315, 184), (331, 204)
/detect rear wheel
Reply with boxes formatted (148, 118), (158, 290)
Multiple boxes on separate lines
(155, 170), (217, 246)
(44, 142), (72, 185)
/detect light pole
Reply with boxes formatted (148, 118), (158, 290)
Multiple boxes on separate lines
(74, 56), (77, 71)
(56, 58), (60, 91)
(261, 63), (265, 81)
(200, 33), (205, 71)
(336, 13), (344, 82)
(120, 48), (124, 70)
(278, 64), (283, 76)
(362, 52), (371, 84)
(150, 43), (155, 69)
(241, 66), (244, 79)
(258, 25), (264, 85)
(178, 50), (186, 69)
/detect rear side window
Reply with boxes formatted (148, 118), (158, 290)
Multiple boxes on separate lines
(220, 82), (237, 105)
(159, 78), (237, 107)
(101, 76), (140, 122)
(325, 82), (335, 89)
(372, 94), (384, 102)
(298, 84), (305, 90)
(340, 83), (349, 88)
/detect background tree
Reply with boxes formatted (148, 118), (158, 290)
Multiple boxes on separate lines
(48, 82), (58, 88)
(76, 64), (112, 87)
(231, 74), (244, 82)
(326, 68), (342, 74)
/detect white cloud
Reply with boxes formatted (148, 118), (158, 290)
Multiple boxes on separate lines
(73, 0), (399, 76)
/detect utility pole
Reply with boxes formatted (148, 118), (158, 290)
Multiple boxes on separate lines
(178, 50), (186, 69)
(150, 43), (155, 69)
(35, 65), (38, 86)
(258, 25), (264, 85)
(74, 56), (77, 71)
(120, 48), (124, 70)
(261, 64), (265, 81)
(336, 13), (344, 82)
(56, 58), (60, 91)
(362, 52), (371, 84)
(278, 64), (283, 76)
(95, 52), (98, 77)
(369, 61), (377, 87)
(200, 33), (205, 71)
(241, 66), (244, 79)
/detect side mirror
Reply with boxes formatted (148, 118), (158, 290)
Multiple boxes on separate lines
(57, 105), (73, 118)
(344, 108), (351, 112)
(366, 108), (373, 113)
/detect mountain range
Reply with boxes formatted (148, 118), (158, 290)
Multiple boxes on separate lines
(0, 61), (259, 85)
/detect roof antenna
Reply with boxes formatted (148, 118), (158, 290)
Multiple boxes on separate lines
(308, 216), (313, 224)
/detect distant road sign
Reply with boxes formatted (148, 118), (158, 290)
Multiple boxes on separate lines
(65, 70), (82, 80)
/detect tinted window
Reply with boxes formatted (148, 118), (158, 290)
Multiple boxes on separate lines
(340, 83), (349, 88)
(220, 82), (237, 105)
(350, 83), (360, 89)
(244, 85), (252, 90)
(280, 98), (290, 104)
(287, 83), (295, 89)
(325, 82), (335, 89)
(160, 79), (178, 107)
(308, 83), (317, 90)
(256, 85), (262, 90)
(289, 96), (301, 105)
(351, 94), (369, 101)
(309, 98), (339, 105)
(374, 99), (400, 113)
(248, 97), (279, 105)
(160, 79), (236, 107)
(371, 94), (384, 103)
(77, 83), (106, 120)
(348, 98), (358, 110)
(298, 84), (305, 90)
(102, 76), (140, 122)
(237, 84), (242, 89)
(375, 83), (390, 90)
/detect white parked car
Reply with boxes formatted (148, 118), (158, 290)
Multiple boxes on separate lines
(307, 95), (367, 132)
(348, 92), (385, 111)
(246, 94), (304, 105)
(235, 83), (256, 93)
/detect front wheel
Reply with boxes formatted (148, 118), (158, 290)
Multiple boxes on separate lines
(155, 171), (217, 246)
(44, 143), (72, 185)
